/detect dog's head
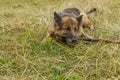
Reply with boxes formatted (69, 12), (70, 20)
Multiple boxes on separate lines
(53, 12), (83, 45)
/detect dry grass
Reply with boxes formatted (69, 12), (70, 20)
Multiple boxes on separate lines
(0, 0), (120, 80)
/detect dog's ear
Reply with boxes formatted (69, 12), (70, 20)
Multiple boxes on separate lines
(54, 12), (61, 23)
(77, 15), (83, 26)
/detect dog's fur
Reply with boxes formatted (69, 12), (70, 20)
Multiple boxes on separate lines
(59, 7), (96, 30)
(42, 7), (120, 45)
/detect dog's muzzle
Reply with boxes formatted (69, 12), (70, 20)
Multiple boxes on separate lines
(52, 32), (78, 45)
(59, 33), (78, 45)
(66, 35), (78, 45)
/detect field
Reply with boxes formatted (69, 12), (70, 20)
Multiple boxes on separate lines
(0, 0), (120, 80)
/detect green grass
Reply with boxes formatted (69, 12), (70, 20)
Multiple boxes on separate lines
(0, 0), (120, 80)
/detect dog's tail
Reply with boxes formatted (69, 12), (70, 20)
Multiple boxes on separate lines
(81, 38), (120, 44)
(86, 8), (97, 15)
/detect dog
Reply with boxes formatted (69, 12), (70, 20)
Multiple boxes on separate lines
(42, 7), (120, 45)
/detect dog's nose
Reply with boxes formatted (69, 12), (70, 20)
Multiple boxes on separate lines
(71, 37), (77, 42)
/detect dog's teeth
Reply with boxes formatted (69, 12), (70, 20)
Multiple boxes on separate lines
(68, 39), (72, 42)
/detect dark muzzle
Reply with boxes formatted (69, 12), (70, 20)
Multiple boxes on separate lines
(66, 35), (78, 45)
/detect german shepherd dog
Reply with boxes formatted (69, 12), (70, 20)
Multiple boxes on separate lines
(42, 7), (120, 45)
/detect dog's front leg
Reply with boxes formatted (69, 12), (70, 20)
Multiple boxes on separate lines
(80, 32), (93, 40)
(41, 33), (51, 43)
(41, 24), (54, 43)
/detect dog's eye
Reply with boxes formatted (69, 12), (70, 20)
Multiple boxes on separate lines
(74, 27), (77, 31)
(65, 27), (70, 31)
(87, 16), (89, 19)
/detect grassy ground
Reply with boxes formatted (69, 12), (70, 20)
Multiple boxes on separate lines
(0, 0), (120, 80)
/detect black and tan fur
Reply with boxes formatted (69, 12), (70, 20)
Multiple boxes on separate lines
(42, 7), (120, 45)
(59, 7), (96, 30)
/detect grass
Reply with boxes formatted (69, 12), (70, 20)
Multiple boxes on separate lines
(0, 0), (120, 80)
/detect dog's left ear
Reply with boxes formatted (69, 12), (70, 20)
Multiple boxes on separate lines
(54, 12), (61, 23)
(77, 15), (83, 26)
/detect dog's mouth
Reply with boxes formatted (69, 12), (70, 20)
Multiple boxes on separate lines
(66, 39), (76, 45)
(52, 33), (77, 45)
(66, 38), (78, 45)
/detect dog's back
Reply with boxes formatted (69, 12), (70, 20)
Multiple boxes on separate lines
(60, 8), (80, 17)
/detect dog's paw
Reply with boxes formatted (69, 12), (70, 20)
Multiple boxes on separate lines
(41, 37), (52, 43)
